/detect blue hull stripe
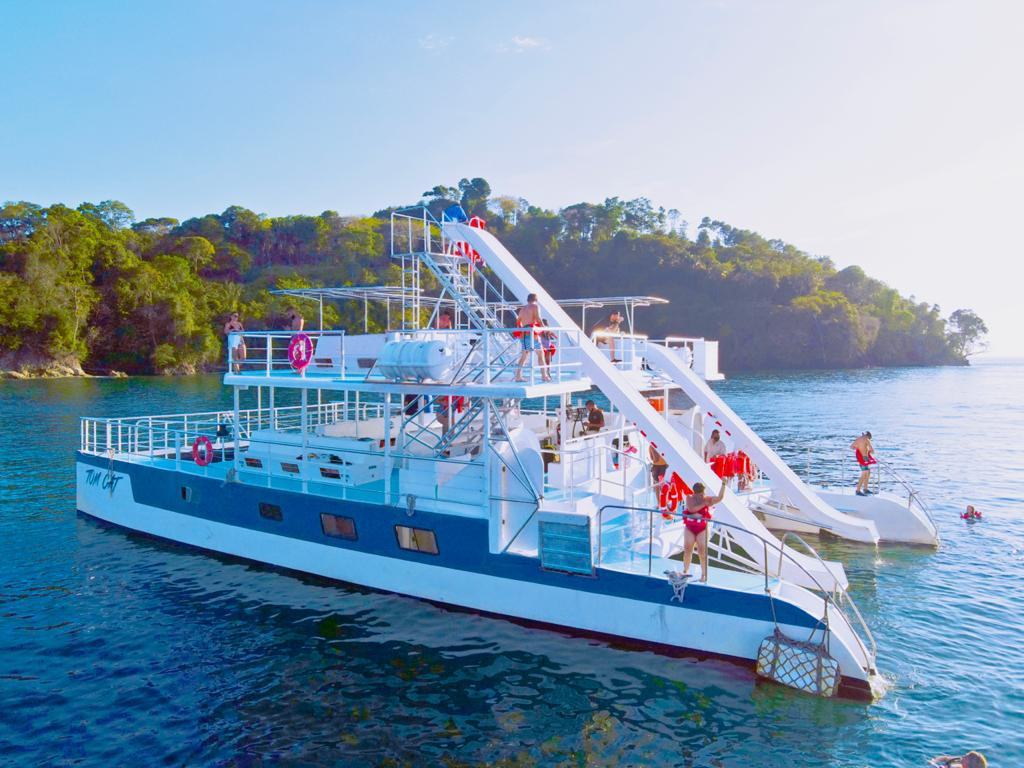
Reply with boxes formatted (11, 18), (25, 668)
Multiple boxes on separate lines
(78, 452), (821, 630)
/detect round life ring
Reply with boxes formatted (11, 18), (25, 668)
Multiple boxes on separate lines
(659, 472), (690, 514)
(288, 333), (314, 371)
(192, 436), (213, 466)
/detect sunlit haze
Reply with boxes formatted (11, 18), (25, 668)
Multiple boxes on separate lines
(4, 0), (1021, 353)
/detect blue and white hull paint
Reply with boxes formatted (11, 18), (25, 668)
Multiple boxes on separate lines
(76, 454), (876, 700)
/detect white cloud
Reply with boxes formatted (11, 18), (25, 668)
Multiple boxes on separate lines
(419, 34), (453, 53)
(497, 35), (550, 54)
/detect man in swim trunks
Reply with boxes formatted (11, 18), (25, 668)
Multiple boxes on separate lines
(681, 478), (728, 583)
(592, 310), (623, 363)
(514, 294), (550, 382)
(851, 431), (876, 496)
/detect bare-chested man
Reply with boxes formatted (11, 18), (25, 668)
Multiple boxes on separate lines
(592, 310), (623, 363)
(224, 312), (245, 372)
(513, 293), (550, 382)
(851, 431), (876, 496)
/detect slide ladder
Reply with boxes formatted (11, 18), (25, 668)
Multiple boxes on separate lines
(443, 221), (849, 591)
(642, 344), (879, 544)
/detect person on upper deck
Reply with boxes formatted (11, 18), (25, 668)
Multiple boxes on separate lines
(704, 429), (727, 462)
(285, 307), (304, 332)
(681, 478), (728, 583)
(851, 431), (876, 496)
(514, 294), (551, 382)
(591, 310), (623, 363)
(436, 309), (453, 330)
(223, 312), (245, 373)
(583, 400), (605, 433)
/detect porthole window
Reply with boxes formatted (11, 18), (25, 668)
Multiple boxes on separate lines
(259, 502), (283, 522)
(321, 513), (357, 540)
(394, 525), (439, 555)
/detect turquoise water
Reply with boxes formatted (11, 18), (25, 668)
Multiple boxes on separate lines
(1, 363), (1022, 766)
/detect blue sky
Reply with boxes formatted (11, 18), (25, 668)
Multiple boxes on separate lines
(4, 1), (1021, 353)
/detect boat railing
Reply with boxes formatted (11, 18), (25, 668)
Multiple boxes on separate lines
(589, 330), (649, 372)
(227, 330), (347, 377)
(79, 400), (386, 457)
(79, 398), (552, 513)
(552, 437), (654, 508)
(827, 450), (938, 529)
(775, 531), (878, 668)
(596, 504), (877, 672)
(375, 325), (588, 387)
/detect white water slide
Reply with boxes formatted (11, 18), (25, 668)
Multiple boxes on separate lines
(445, 222), (849, 592)
(642, 345), (879, 544)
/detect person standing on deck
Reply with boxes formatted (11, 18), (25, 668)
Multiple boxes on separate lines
(591, 310), (623, 363)
(223, 312), (245, 373)
(514, 294), (550, 382)
(681, 479), (727, 583)
(851, 431), (876, 496)
(704, 429), (727, 462)
(286, 307), (304, 332)
(436, 309), (453, 330)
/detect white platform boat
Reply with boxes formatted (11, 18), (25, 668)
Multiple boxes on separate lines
(75, 206), (880, 699)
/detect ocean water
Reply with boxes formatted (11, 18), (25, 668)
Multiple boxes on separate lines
(1, 363), (1022, 767)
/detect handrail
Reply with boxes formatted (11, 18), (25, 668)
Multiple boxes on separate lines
(596, 504), (877, 672)
(776, 531), (877, 667)
(872, 456), (938, 529)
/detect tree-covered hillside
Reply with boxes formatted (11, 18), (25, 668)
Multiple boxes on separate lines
(0, 180), (986, 375)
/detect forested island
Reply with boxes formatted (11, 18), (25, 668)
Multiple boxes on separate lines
(0, 178), (987, 377)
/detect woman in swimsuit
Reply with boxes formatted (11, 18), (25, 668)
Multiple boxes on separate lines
(681, 478), (727, 583)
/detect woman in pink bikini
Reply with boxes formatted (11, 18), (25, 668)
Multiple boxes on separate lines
(681, 478), (728, 583)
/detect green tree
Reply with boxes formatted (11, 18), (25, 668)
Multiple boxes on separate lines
(946, 309), (988, 358)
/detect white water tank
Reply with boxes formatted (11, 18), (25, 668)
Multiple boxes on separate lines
(378, 340), (455, 381)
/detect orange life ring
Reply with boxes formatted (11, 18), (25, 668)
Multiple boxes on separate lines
(192, 436), (213, 466)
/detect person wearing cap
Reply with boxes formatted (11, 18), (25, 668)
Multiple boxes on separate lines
(681, 478), (728, 583)
(851, 431), (877, 496)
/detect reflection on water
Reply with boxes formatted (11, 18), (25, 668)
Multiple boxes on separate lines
(1, 364), (1022, 766)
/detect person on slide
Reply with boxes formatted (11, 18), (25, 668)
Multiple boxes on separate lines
(851, 431), (876, 496)
(681, 479), (728, 583)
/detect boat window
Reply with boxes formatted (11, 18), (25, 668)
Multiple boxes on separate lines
(259, 502), (283, 522)
(394, 525), (439, 555)
(321, 513), (357, 540)
(281, 462), (299, 474)
(320, 467), (341, 479)
(181, 486), (192, 502)
(245, 457), (263, 469)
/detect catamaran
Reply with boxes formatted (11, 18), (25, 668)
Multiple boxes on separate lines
(77, 207), (884, 699)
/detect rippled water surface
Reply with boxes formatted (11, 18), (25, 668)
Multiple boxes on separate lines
(1, 364), (1022, 766)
